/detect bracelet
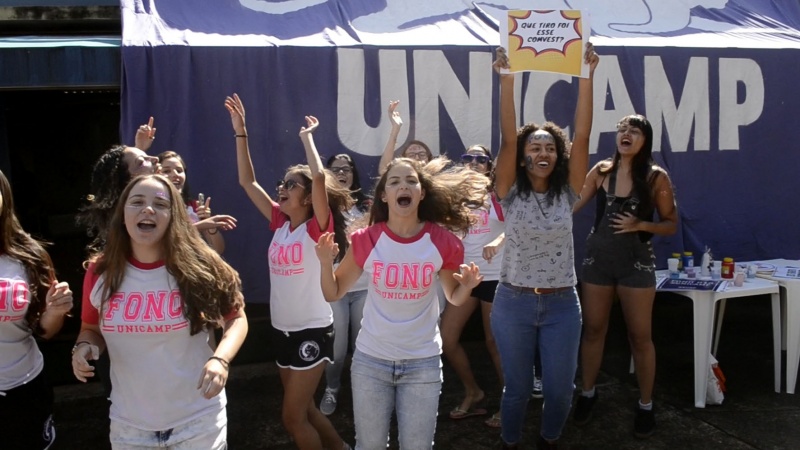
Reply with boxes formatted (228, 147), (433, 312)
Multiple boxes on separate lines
(71, 341), (92, 355)
(208, 356), (230, 370)
(206, 228), (219, 235)
(234, 134), (248, 138)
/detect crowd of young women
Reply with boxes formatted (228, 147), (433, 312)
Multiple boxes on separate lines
(0, 41), (681, 449)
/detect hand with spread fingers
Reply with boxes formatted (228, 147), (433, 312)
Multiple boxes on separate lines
(134, 116), (157, 151)
(225, 94), (247, 136)
(611, 211), (641, 234)
(453, 262), (484, 290)
(195, 214), (237, 232)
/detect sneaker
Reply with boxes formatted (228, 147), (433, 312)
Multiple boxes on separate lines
(531, 377), (543, 399)
(320, 387), (338, 416)
(572, 392), (598, 426)
(634, 406), (656, 438)
(537, 436), (559, 449)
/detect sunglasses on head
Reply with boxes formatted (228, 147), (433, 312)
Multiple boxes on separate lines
(276, 179), (304, 191)
(461, 154), (490, 164)
(329, 166), (352, 175)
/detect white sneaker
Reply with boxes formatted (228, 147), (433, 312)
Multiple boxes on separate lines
(320, 387), (338, 415)
(531, 377), (543, 399)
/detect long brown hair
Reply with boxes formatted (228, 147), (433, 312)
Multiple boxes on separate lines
(369, 157), (489, 236)
(0, 170), (55, 332)
(92, 175), (243, 335)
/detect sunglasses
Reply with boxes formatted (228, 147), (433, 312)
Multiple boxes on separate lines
(276, 179), (305, 191)
(461, 154), (490, 164)
(329, 166), (352, 175)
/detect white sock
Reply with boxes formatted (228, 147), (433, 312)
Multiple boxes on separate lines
(581, 387), (596, 398)
(639, 400), (653, 410)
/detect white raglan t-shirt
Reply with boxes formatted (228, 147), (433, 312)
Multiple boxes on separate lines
(0, 254), (43, 391)
(352, 222), (463, 361)
(268, 204), (333, 332)
(82, 260), (228, 431)
(463, 194), (504, 281)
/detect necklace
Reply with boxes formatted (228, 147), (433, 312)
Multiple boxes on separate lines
(533, 191), (549, 219)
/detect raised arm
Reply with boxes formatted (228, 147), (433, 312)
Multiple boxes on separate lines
(573, 163), (601, 213)
(378, 100), (403, 174)
(299, 116), (330, 231)
(568, 43), (600, 194)
(315, 232), (364, 301)
(493, 48), (518, 200)
(225, 94), (276, 221)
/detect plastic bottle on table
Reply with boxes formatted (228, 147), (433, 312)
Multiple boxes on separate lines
(721, 257), (735, 279)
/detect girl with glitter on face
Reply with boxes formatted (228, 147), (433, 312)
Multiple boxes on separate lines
(491, 43), (599, 449)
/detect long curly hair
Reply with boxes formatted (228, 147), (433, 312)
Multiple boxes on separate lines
(91, 175), (243, 335)
(515, 122), (571, 204)
(599, 114), (658, 214)
(157, 150), (192, 204)
(76, 145), (132, 252)
(369, 157), (489, 236)
(285, 165), (354, 262)
(0, 170), (55, 332)
(326, 153), (371, 213)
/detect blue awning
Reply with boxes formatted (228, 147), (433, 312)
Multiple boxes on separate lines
(0, 36), (121, 89)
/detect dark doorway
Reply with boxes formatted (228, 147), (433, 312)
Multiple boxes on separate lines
(0, 89), (121, 343)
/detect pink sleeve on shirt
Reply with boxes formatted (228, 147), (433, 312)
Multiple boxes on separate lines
(429, 224), (465, 272)
(307, 211), (334, 242)
(350, 225), (382, 269)
(491, 192), (504, 222)
(81, 262), (101, 325)
(269, 203), (288, 232)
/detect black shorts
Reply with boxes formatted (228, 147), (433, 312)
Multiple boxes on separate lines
(0, 370), (56, 449)
(582, 234), (656, 288)
(471, 280), (499, 303)
(272, 324), (335, 370)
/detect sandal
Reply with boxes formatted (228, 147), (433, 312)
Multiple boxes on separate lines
(484, 413), (502, 428)
(449, 404), (488, 419)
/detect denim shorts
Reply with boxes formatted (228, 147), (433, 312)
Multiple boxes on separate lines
(272, 324), (334, 370)
(109, 408), (226, 449)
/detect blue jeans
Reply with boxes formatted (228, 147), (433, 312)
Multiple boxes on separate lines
(351, 350), (442, 450)
(326, 290), (367, 390)
(491, 283), (582, 443)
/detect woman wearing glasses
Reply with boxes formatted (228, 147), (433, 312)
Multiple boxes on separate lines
(378, 100), (433, 173)
(441, 145), (506, 428)
(318, 154), (372, 415)
(225, 94), (353, 450)
(572, 114), (677, 437)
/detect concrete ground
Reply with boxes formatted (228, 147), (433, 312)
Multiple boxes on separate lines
(45, 292), (800, 449)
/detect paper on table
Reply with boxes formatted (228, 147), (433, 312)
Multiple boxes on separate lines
(772, 266), (800, 279)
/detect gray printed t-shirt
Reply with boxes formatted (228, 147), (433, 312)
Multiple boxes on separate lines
(500, 185), (577, 288)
